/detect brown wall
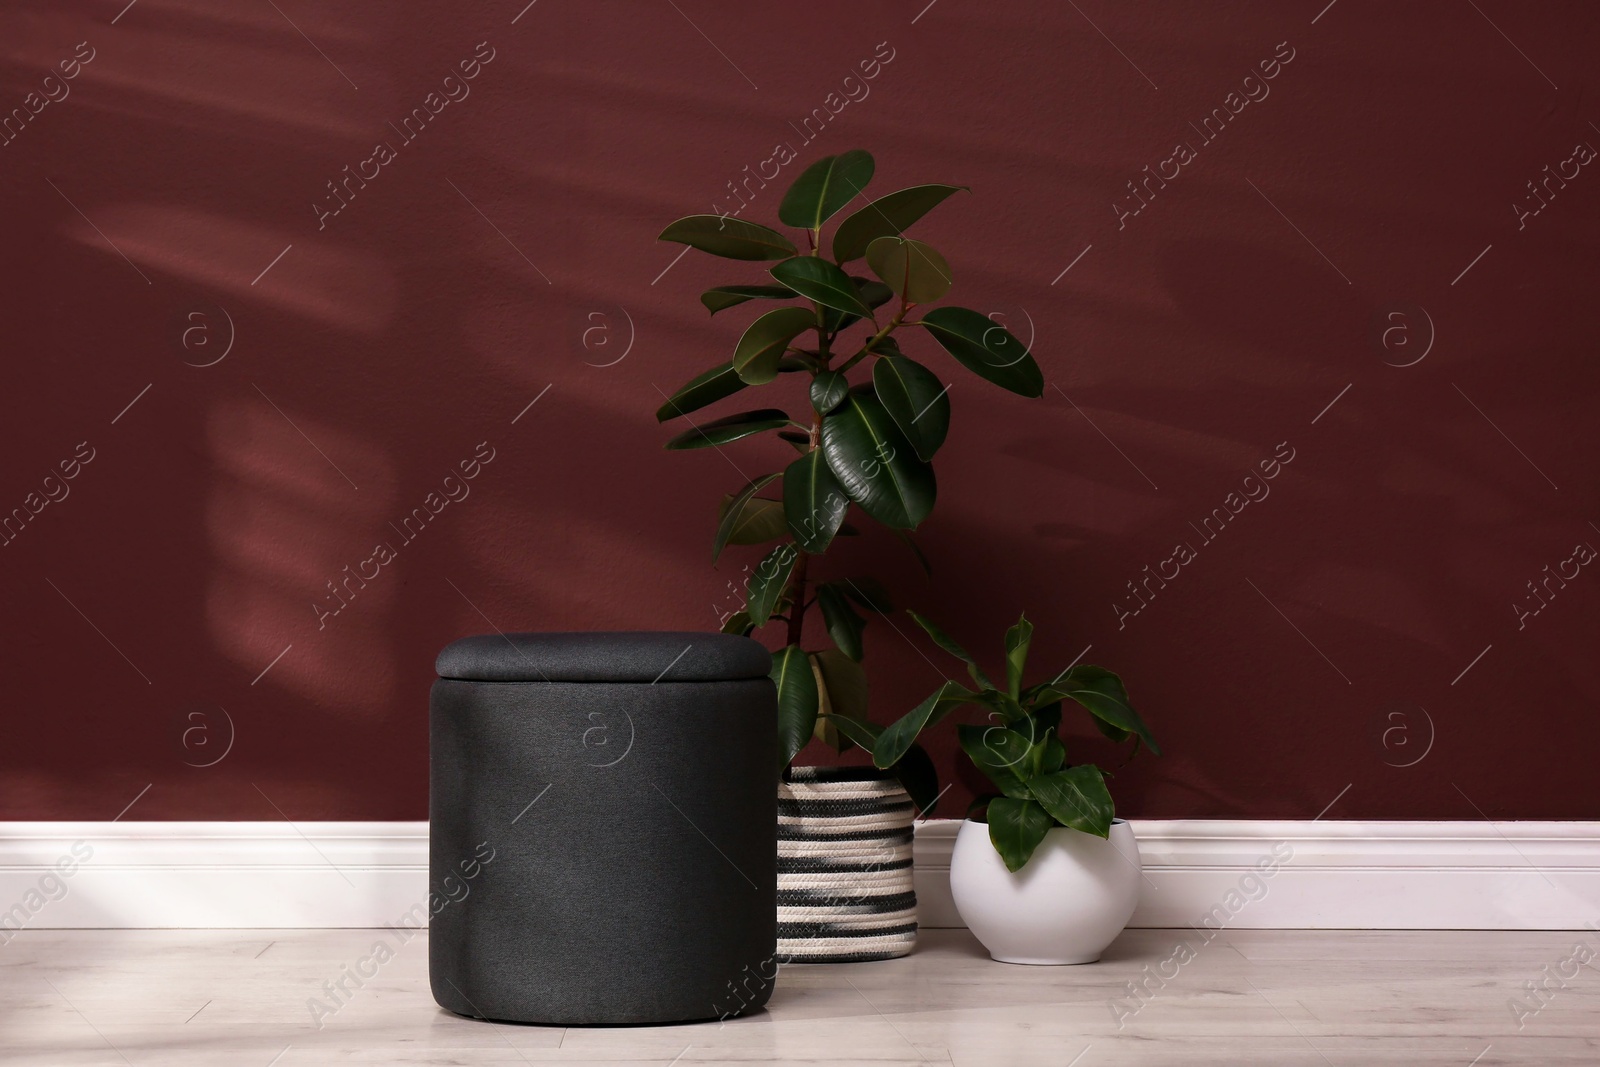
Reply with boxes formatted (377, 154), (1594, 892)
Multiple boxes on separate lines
(2, 1), (1596, 821)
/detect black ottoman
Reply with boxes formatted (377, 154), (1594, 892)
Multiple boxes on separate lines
(428, 631), (777, 1025)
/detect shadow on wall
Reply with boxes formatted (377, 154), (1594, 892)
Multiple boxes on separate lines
(205, 399), (398, 716)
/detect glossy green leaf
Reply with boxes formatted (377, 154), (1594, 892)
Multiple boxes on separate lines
(701, 284), (797, 315)
(664, 408), (789, 450)
(873, 679), (975, 768)
(821, 277), (895, 333)
(987, 797), (1054, 872)
(907, 610), (995, 690)
(655, 362), (747, 422)
(832, 184), (967, 263)
(712, 473), (779, 562)
(891, 743), (941, 815)
(826, 711), (881, 750)
(733, 307), (816, 385)
(1031, 703), (1063, 735)
(777, 430), (810, 453)
(1027, 732), (1067, 777)
(1093, 717), (1133, 743)
(1035, 666), (1159, 754)
(810, 654), (836, 742)
(971, 688), (1027, 723)
(966, 793), (1000, 820)
(812, 648), (867, 721)
(1029, 765), (1114, 838)
(840, 576), (893, 614)
(772, 645), (820, 770)
(782, 450), (848, 554)
(812, 705), (845, 749)
(820, 391), (936, 530)
(719, 610), (752, 636)
(1004, 613), (1033, 699)
(917, 306), (1044, 397)
(855, 277), (895, 310)
(873, 356), (950, 462)
(717, 492), (786, 546)
(893, 528), (932, 576)
(957, 723), (1032, 800)
(659, 215), (797, 261)
(770, 257), (874, 319)
(816, 583), (866, 661)
(810, 371), (849, 415)
(866, 237), (952, 304)
(778, 150), (875, 229)
(746, 542), (800, 627)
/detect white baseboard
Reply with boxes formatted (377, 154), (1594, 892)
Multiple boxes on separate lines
(2, 820), (1596, 931)
(915, 820), (1600, 930)
(0, 822), (429, 932)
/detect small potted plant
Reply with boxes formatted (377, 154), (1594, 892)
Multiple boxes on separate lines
(872, 612), (1159, 965)
(656, 150), (1043, 961)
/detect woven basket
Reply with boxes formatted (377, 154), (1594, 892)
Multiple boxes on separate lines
(776, 766), (917, 963)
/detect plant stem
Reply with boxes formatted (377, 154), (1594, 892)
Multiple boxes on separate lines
(778, 235), (836, 652)
(836, 302), (910, 374)
(785, 550), (811, 645)
(784, 406), (823, 647)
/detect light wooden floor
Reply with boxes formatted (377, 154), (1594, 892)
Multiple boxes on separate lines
(2, 927), (1596, 1065)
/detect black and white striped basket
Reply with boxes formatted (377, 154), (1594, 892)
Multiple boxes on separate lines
(776, 766), (917, 963)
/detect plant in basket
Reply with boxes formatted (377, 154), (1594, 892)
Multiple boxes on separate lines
(656, 150), (1044, 961)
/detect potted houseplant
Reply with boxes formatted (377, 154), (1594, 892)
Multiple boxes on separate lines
(872, 612), (1160, 964)
(656, 149), (1044, 961)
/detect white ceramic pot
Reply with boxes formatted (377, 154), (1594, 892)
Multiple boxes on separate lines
(950, 818), (1141, 965)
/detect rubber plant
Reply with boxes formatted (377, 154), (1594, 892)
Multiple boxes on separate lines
(870, 612), (1159, 871)
(656, 149), (1043, 807)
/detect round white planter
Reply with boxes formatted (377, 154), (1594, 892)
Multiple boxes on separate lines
(950, 818), (1141, 965)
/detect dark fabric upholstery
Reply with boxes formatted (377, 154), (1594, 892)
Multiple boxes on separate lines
(435, 630), (772, 684)
(429, 632), (777, 1025)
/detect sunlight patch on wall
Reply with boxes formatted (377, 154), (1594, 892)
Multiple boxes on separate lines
(62, 205), (395, 334)
(206, 399), (397, 716)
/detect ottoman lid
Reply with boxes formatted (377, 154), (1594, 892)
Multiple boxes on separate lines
(434, 631), (772, 683)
